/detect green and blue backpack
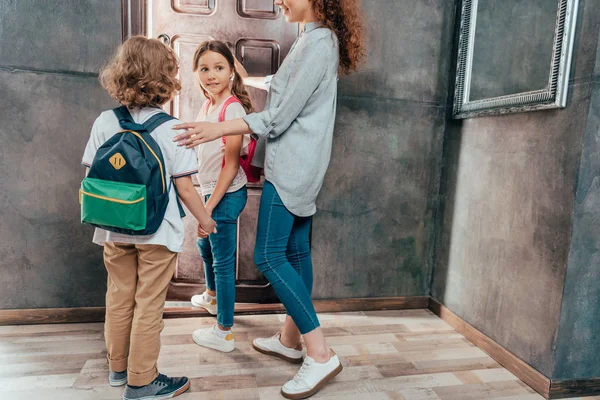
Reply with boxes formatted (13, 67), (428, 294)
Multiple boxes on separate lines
(80, 106), (184, 235)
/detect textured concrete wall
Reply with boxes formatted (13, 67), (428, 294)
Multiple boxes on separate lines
(553, 27), (600, 380)
(0, 0), (457, 308)
(0, 0), (121, 309)
(432, 0), (600, 378)
(313, 0), (456, 298)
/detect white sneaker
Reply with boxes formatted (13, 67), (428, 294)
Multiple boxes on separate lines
(191, 291), (217, 315)
(281, 354), (342, 399)
(192, 325), (235, 353)
(252, 333), (304, 364)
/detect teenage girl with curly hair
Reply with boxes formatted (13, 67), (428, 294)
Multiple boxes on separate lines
(174, 1), (366, 397)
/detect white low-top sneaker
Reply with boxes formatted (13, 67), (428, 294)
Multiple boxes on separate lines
(190, 291), (217, 315)
(192, 325), (235, 353)
(252, 333), (304, 363)
(281, 354), (343, 399)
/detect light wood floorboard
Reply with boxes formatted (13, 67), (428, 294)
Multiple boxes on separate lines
(1, 309), (599, 400)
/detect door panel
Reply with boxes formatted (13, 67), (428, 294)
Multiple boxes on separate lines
(172, 34), (214, 123)
(149, 0), (297, 302)
(238, 0), (279, 19)
(236, 187), (264, 283)
(171, 0), (215, 15)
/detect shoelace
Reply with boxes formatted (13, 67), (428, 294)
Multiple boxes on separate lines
(155, 373), (170, 387)
(293, 360), (313, 383)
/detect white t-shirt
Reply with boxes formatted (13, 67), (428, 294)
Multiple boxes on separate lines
(196, 100), (250, 196)
(82, 107), (198, 253)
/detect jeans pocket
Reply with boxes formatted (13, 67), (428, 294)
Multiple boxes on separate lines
(225, 189), (248, 221)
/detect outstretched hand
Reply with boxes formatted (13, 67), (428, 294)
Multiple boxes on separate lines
(173, 121), (223, 148)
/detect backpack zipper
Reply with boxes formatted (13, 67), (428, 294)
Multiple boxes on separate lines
(79, 189), (145, 205)
(118, 130), (166, 193)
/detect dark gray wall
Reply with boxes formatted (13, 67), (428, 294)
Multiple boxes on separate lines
(0, 0), (121, 308)
(313, 0), (456, 298)
(1, 0), (457, 308)
(552, 28), (600, 380)
(432, 0), (600, 378)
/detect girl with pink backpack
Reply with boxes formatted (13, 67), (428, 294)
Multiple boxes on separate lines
(189, 40), (259, 352)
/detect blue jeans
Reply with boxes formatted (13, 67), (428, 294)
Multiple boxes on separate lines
(197, 186), (248, 328)
(253, 181), (319, 334)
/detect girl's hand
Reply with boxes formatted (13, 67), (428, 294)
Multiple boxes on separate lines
(173, 121), (223, 148)
(204, 202), (215, 216)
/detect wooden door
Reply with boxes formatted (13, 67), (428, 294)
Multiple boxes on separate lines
(146, 0), (298, 303)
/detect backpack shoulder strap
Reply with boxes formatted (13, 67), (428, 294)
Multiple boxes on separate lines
(114, 106), (173, 133)
(218, 96), (242, 123)
(113, 106), (146, 132)
(113, 106), (134, 124)
(143, 112), (176, 133)
(142, 112), (185, 217)
(219, 97), (242, 145)
(168, 179), (186, 218)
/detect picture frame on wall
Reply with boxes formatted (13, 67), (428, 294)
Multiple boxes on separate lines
(453, 0), (579, 119)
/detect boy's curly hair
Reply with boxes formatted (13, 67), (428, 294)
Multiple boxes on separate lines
(100, 36), (182, 108)
(314, 0), (367, 75)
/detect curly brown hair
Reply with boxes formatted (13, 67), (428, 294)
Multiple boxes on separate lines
(100, 36), (182, 109)
(314, 0), (367, 75)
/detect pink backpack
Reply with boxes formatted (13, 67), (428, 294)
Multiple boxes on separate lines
(202, 96), (262, 183)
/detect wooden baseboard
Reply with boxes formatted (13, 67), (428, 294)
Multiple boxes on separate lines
(166, 280), (279, 304)
(166, 296), (429, 319)
(549, 378), (600, 398)
(429, 298), (600, 399)
(0, 296), (429, 326)
(0, 307), (107, 326)
(428, 298), (551, 398)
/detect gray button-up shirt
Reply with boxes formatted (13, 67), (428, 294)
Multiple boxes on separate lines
(243, 22), (339, 217)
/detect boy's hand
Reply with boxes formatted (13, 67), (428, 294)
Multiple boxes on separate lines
(197, 222), (211, 238)
(198, 217), (217, 238)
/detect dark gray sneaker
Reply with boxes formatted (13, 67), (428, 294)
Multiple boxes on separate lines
(109, 370), (128, 387)
(122, 373), (190, 400)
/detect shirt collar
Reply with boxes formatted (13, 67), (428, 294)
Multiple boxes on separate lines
(302, 22), (321, 34)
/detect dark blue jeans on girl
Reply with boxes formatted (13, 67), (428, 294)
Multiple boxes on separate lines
(197, 186), (248, 328)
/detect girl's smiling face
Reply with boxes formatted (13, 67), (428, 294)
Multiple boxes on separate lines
(274, 0), (314, 24)
(196, 50), (233, 99)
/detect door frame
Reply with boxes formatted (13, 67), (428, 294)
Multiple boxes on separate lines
(122, 0), (147, 40)
(121, 0), (279, 304)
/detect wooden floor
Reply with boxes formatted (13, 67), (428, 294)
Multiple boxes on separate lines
(1, 309), (598, 400)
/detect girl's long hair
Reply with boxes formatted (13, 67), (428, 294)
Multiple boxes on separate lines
(192, 41), (254, 113)
(314, 0), (367, 75)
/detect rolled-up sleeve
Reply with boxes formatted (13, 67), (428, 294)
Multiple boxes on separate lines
(243, 36), (331, 139)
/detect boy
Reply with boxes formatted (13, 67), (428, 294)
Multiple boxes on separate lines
(82, 36), (215, 399)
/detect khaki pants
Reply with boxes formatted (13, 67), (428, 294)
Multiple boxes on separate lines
(103, 242), (177, 387)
